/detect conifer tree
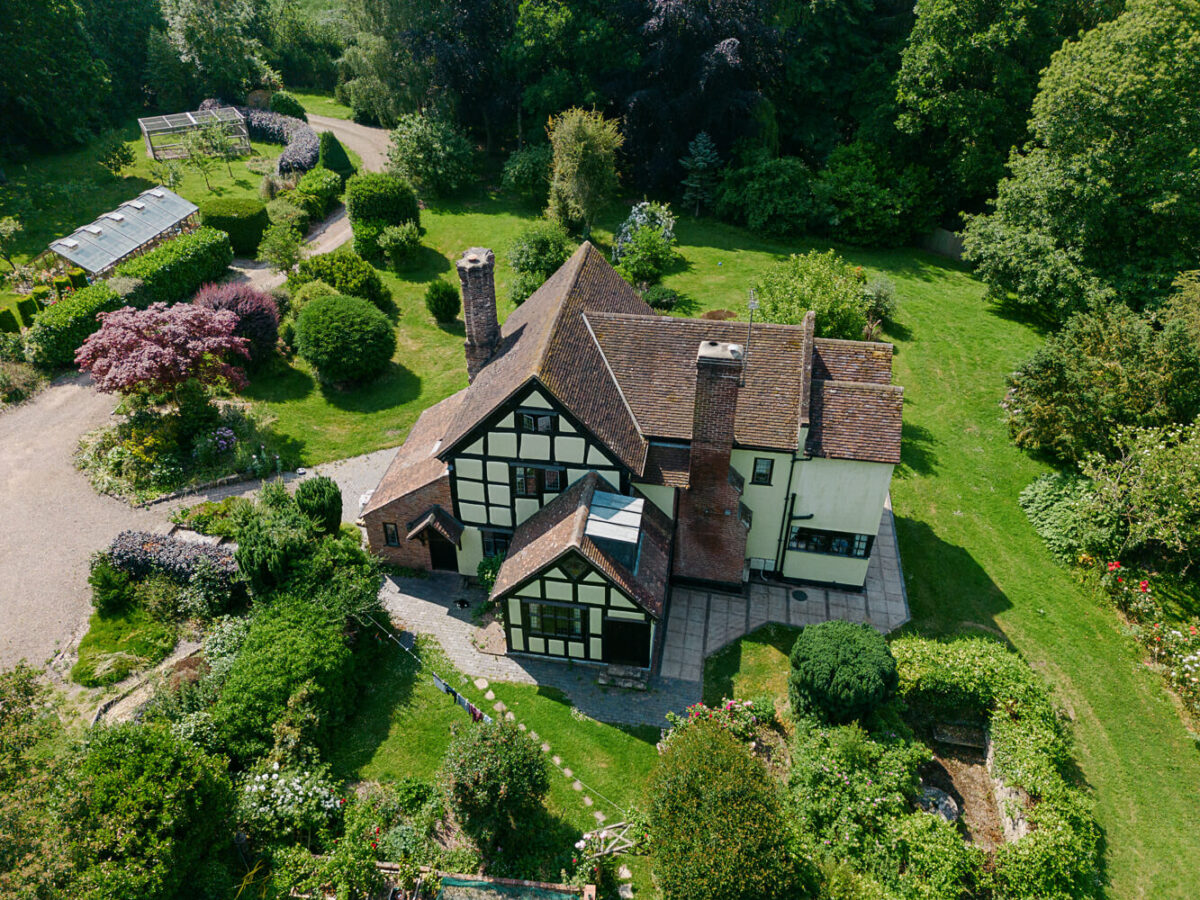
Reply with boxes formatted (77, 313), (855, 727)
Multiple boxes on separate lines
(680, 132), (721, 216)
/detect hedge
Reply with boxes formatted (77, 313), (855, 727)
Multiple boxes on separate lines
(16, 297), (40, 328)
(296, 292), (395, 383)
(109, 529), (238, 586)
(648, 719), (800, 900)
(788, 620), (898, 724)
(268, 90), (307, 121)
(892, 637), (1101, 900)
(318, 131), (356, 184)
(344, 172), (419, 228)
(199, 198), (270, 256)
(0, 307), (19, 333)
(297, 166), (343, 218)
(24, 283), (121, 369)
(114, 227), (233, 305)
(238, 106), (319, 174)
(292, 250), (388, 308)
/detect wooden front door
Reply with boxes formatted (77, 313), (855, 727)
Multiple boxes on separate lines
(603, 619), (651, 668)
(428, 533), (458, 571)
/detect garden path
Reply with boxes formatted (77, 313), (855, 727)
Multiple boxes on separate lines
(0, 374), (163, 672)
(228, 114), (391, 289)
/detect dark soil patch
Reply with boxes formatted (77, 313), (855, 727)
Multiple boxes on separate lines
(921, 744), (1005, 852)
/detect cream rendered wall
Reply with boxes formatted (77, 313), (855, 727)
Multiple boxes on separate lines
(631, 482), (676, 519)
(731, 449), (792, 565)
(783, 553), (869, 585)
(458, 526), (484, 575)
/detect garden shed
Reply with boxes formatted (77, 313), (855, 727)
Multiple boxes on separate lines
(48, 187), (199, 276)
(137, 107), (250, 160)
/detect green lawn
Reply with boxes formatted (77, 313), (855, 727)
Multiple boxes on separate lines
(703, 622), (801, 709)
(291, 89), (356, 121)
(69, 607), (177, 687)
(330, 633), (658, 892)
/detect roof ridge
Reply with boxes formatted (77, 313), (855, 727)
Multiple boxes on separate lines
(582, 312), (647, 441)
(571, 471), (599, 543)
(533, 241), (594, 380)
(816, 378), (904, 394)
(814, 336), (894, 351)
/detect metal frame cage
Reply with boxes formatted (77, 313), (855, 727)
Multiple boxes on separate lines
(137, 107), (251, 160)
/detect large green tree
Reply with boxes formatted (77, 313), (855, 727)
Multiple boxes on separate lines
(61, 724), (233, 900)
(895, 0), (1117, 212)
(161, 0), (271, 99)
(962, 0), (1200, 322)
(0, 0), (110, 148)
(79, 0), (163, 118)
(546, 107), (622, 235)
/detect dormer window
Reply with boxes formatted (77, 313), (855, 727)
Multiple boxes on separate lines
(519, 413), (557, 434)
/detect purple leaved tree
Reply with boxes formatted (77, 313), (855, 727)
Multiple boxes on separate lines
(76, 302), (251, 397)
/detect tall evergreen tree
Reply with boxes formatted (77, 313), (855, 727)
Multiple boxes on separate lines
(680, 131), (722, 215)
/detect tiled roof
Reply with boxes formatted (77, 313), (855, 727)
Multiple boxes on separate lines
(586, 313), (811, 450)
(361, 390), (466, 516)
(812, 338), (894, 384)
(406, 505), (464, 546)
(640, 444), (690, 488)
(491, 472), (673, 618)
(806, 380), (903, 465)
(440, 243), (650, 473)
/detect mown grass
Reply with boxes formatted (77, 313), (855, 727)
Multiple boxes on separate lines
(69, 607), (177, 687)
(703, 622), (800, 708)
(291, 89), (356, 121)
(330, 633), (658, 891)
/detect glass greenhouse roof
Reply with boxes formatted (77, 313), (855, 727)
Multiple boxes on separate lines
(49, 187), (198, 274)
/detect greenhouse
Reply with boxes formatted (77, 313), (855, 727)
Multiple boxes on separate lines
(48, 187), (199, 276)
(137, 106), (250, 160)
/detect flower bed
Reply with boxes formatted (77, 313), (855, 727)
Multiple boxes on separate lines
(108, 530), (237, 585)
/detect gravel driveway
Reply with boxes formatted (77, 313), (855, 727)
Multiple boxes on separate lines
(0, 376), (162, 671)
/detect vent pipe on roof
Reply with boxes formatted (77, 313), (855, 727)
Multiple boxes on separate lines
(457, 247), (499, 383)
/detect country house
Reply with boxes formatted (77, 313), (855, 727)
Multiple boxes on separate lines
(363, 243), (903, 669)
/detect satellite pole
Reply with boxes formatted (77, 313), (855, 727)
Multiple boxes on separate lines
(742, 289), (758, 387)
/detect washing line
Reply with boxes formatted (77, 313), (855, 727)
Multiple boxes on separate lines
(356, 612), (631, 819)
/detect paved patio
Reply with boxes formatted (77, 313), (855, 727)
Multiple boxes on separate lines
(379, 498), (909, 726)
(659, 499), (909, 682)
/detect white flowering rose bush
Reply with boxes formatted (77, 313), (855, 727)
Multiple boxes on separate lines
(237, 760), (342, 845)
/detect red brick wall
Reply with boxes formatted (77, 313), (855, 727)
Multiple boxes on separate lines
(363, 476), (453, 570)
(674, 347), (748, 586)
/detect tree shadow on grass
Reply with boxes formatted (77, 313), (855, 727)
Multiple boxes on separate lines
(487, 805), (582, 882)
(702, 621), (802, 705)
(436, 319), (466, 338)
(319, 361), (421, 413)
(396, 245), (453, 284)
(892, 517), (1013, 633)
(326, 642), (420, 780)
(244, 359), (316, 403)
(898, 421), (938, 477)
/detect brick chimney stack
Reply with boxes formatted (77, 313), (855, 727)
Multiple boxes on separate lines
(457, 247), (499, 383)
(675, 340), (749, 587)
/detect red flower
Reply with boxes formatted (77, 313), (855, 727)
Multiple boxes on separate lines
(375, 826), (381, 835)
(371, 841), (377, 849)
(1139, 580), (1149, 592)
(1117, 577), (1124, 583)
(1107, 561), (1121, 571)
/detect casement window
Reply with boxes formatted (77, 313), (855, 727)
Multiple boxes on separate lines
(519, 413), (557, 434)
(787, 526), (873, 559)
(514, 465), (564, 498)
(526, 602), (583, 639)
(751, 457), (774, 485)
(383, 523), (400, 546)
(482, 530), (510, 558)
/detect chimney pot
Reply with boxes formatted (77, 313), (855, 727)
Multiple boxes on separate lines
(457, 247), (499, 383)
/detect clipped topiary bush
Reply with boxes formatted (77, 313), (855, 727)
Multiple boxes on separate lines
(199, 198), (270, 256)
(296, 166), (343, 217)
(643, 285), (681, 311)
(318, 130), (356, 185)
(296, 293), (396, 383)
(293, 250), (388, 309)
(441, 720), (549, 846)
(295, 475), (343, 534)
(113, 227), (234, 305)
(344, 171), (420, 228)
(24, 283), (121, 369)
(788, 620), (898, 724)
(0, 307), (19, 334)
(192, 282), (280, 365)
(351, 218), (387, 262)
(269, 90), (307, 121)
(648, 718), (799, 900)
(378, 222), (421, 268)
(88, 553), (134, 616)
(424, 280), (460, 324)
(291, 279), (338, 313)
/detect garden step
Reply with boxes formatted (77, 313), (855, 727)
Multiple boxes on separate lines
(597, 664), (649, 691)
